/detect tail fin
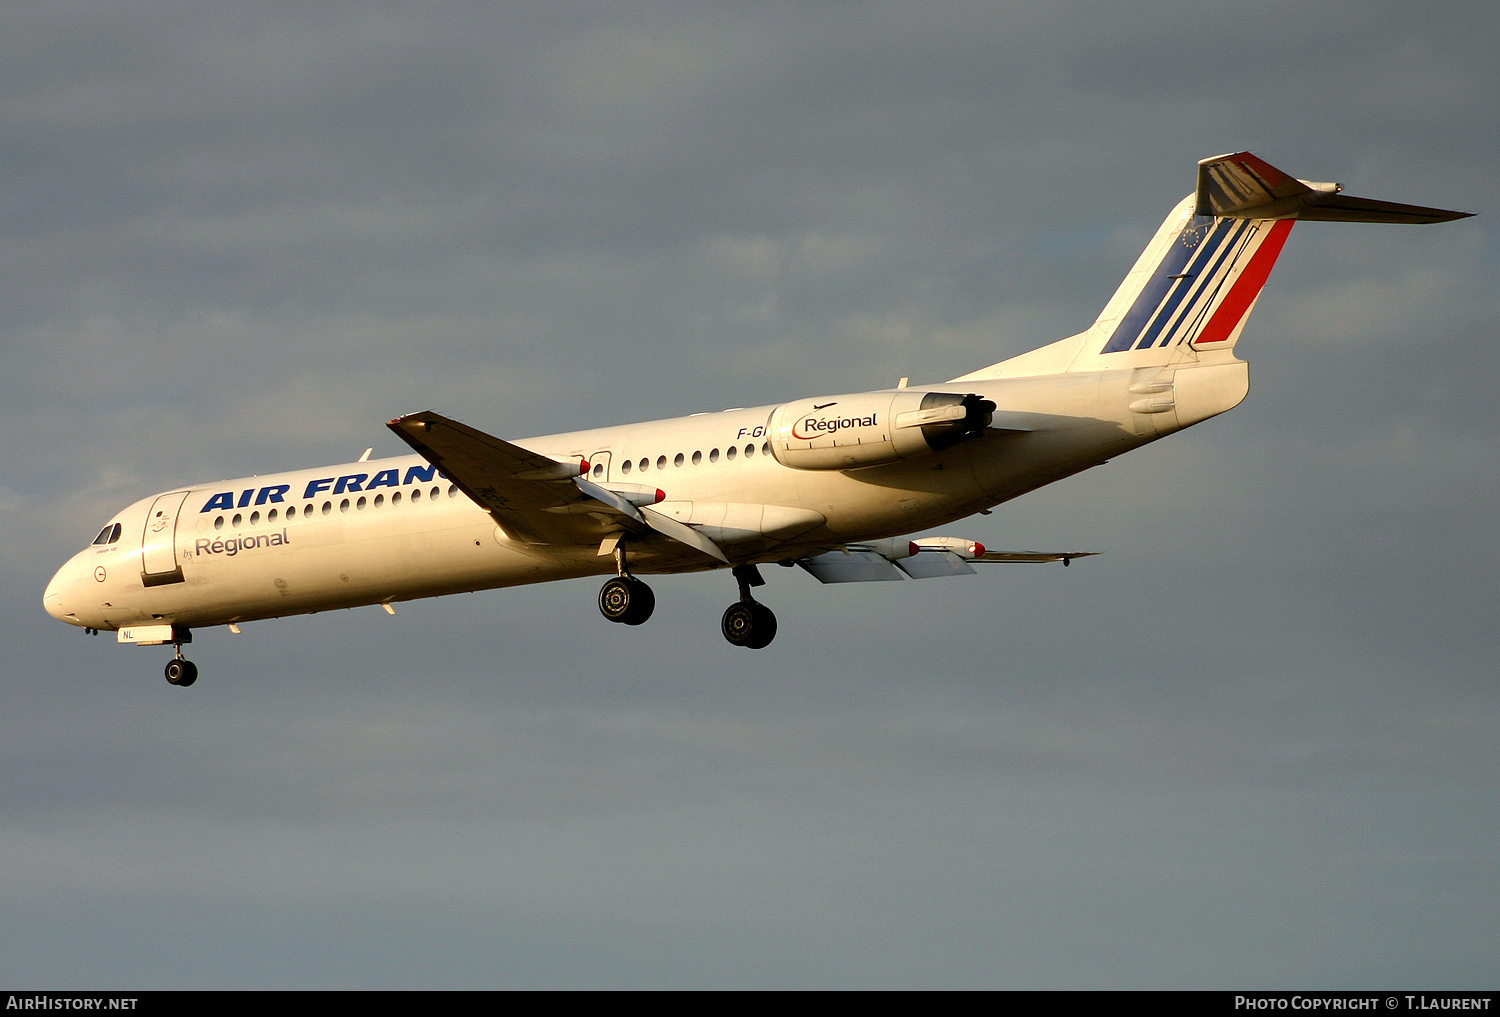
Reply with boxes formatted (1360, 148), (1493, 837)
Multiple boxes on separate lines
(1088, 197), (1293, 361)
(953, 153), (1471, 382)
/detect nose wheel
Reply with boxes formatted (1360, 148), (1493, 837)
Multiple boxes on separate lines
(722, 564), (777, 649)
(164, 642), (198, 687)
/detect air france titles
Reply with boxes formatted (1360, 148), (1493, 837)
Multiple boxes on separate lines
(199, 464), (444, 514)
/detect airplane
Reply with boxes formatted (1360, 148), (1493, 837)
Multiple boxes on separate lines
(43, 152), (1471, 686)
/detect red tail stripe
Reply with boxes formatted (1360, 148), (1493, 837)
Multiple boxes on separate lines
(1194, 219), (1294, 344)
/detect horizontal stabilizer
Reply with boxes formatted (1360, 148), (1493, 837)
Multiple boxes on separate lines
(1292, 193), (1474, 224)
(1197, 152), (1471, 223)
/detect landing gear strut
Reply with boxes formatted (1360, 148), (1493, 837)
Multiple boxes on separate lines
(722, 564), (777, 649)
(598, 542), (655, 626)
(164, 635), (198, 687)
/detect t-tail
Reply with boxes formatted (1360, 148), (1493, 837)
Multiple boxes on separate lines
(954, 152), (1471, 382)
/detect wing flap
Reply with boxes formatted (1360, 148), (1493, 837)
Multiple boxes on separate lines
(895, 550), (976, 579)
(797, 550), (906, 584)
(639, 505), (729, 563)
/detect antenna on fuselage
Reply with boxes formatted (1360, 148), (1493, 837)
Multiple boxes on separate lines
(358, 448), (373, 462)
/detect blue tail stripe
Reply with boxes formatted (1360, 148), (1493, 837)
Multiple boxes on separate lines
(1161, 220), (1259, 347)
(1143, 219), (1253, 349)
(1131, 219), (1244, 350)
(1101, 217), (1236, 354)
(1100, 223), (1202, 353)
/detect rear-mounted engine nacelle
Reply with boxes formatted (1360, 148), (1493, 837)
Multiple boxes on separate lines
(768, 390), (995, 471)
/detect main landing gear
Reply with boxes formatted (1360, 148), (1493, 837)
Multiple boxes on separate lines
(164, 633), (198, 687)
(598, 543), (656, 626)
(595, 548), (779, 648)
(721, 564), (777, 650)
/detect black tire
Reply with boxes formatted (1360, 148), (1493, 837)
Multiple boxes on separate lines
(600, 576), (654, 625)
(599, 577), (634, 622)
(165, 659), (196, 686)
(744, 603), (778, 649)
(177, 660), (198, 687)
(721, 602), (755, 646)
(622, 580), (655, 626)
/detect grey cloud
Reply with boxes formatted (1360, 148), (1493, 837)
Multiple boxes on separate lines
(3, 0), (1497, 987)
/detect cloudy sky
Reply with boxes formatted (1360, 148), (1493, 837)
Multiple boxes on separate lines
(3, 0), (1497, 988)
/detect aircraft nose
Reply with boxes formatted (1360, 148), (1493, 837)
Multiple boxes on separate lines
(44, 566), (76, 624)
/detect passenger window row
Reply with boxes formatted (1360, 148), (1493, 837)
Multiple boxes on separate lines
(128, 437), (778, 538)
(212, 484), (459, 530)
(595, 442), (773, 479)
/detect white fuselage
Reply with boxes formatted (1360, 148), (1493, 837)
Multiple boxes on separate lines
(43, 359), (1246, 633)
(46, 153), (1465, 654)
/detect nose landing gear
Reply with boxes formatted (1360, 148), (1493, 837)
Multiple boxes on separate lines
(722, 564), (777, 649)
(164, 638), (198, 687)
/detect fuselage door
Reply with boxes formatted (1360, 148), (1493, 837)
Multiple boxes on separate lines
(141, 491), (191, 587)
(586, 451), (612, 484)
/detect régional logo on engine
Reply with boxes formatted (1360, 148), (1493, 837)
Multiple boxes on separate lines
(792, 412), (878, 440)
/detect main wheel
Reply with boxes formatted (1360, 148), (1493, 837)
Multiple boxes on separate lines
(721, 602), (753, 645)
(164, 659), (198, 686)
(744, 603), (777, 649)
(621, 580), (654, 625)
(599, 576), (655, 626)
(721, 602), (777, 648)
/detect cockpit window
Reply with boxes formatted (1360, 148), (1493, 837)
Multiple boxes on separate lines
(92, 522), (122, 545)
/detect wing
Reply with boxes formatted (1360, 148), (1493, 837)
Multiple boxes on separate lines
(972, 551), (1097, 564)
(797, 550), (908, 584)
(796, 537), (1096, 583)
(387, 411), (727, 562)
